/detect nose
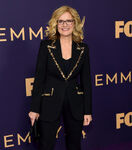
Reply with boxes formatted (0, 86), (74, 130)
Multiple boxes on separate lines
(63, 21), (68, 26)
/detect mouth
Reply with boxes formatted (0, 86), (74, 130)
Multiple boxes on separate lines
(61, 28), (70, 31)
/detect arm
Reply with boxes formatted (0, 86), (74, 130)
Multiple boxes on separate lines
(80, 44), (92, 115)
(30, 40), (48, 113)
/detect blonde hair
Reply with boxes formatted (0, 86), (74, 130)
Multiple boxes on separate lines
(44, 5), (85, 43)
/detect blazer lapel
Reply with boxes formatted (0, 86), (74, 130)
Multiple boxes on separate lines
(47, 38), (84, 81)
(67, 40), (82, 76)
(51, 39), (64, 75)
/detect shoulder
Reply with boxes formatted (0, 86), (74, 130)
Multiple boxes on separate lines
(78, 42), (90, 59)
(77, 42), (89, 56)
(38, 39), (52, 54)
(79, 41), (89, 49)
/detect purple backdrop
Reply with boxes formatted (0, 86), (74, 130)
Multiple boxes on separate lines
(0, 0), (132, 150)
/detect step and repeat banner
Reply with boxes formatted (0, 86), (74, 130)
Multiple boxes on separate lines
(0, 0), (132, 150)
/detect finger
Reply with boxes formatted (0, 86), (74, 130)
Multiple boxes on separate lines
(83, 120), (88, 126)
(83, 120), (85, 126)
(84, 120), (90, 126)
(83, 122), (86, 126)
(83, 122), (88, 126)
(87, 121), (90, 125)
(31, 119), (35, 126)
(28, 112), (31, 117)
(31, 120), (34, 126)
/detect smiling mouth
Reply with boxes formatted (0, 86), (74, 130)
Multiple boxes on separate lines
(62, 28), (70, 31)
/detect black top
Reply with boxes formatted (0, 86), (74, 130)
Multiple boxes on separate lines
(62, 57), (72, 76)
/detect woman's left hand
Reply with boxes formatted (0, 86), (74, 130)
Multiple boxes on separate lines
(83, 114), (92, 126)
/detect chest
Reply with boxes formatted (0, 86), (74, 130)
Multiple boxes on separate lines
(60, 45), (72, 60)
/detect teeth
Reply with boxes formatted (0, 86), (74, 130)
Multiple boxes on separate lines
(62, 29), (69, 31)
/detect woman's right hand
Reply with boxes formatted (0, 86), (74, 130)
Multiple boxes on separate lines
(28, 111), (40, 126)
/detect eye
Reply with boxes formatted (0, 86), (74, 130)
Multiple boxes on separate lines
(58, 20), (63, 24)
(67, 19), (73, 23)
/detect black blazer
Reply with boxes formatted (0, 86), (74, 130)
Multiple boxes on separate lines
(30, 38), (92, 122)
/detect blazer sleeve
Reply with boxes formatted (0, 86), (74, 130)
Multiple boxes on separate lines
(80, 43), (92, 115)
(30, 40), (48, 113)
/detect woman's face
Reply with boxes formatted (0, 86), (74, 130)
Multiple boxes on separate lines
(57, 12), (75, 38)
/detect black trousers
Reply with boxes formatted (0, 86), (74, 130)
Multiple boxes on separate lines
(38, 92), (84, 150)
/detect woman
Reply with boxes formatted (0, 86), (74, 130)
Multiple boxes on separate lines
(29, 5), (92, 150)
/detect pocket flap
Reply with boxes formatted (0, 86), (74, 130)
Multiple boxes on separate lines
(41, 87), (54, 96)
(75, 85), (84, 95)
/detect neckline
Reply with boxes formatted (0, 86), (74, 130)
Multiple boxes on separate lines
(62, 57), (72, 61)
(59, 38), (73, 61)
